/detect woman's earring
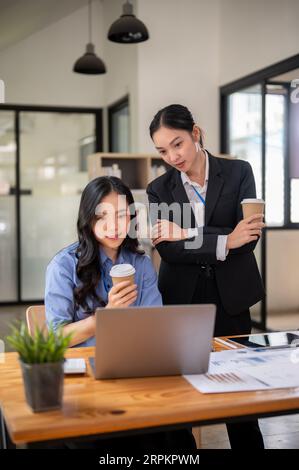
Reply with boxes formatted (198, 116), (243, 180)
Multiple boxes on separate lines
(195, 142), (200, 152)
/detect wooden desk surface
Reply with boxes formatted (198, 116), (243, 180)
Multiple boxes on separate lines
(1, 339), (299, 445)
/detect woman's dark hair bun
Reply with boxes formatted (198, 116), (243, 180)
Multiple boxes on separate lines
(149, 104), (203, 147)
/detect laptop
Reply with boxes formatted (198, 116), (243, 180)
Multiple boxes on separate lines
(89, 304), (216, 379)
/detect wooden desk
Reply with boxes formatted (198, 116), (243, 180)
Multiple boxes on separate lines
(1, 339), (299, 447)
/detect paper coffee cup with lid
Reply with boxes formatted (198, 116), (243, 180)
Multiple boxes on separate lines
(109, 264), (136, 286)
(241, 198), (265, 219)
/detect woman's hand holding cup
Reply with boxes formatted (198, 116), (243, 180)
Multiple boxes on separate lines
(227, 214), (265, 250)
(106, 263), (137, 308)
(106, 281), (138, 308)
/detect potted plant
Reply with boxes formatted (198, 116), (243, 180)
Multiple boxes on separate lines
(7, 322), (72, 413)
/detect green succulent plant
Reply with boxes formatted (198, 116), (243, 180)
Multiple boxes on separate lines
(6, 321), (72, 364)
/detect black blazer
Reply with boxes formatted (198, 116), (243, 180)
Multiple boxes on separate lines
(146, 152), (265, 316)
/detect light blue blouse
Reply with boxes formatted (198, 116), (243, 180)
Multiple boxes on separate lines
(45, 242), (162, 347)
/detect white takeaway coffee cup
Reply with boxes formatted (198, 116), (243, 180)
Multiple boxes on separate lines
(109, 264), (136, 286)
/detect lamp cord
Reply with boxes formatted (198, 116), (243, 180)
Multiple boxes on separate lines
(88, 0), (92, 43)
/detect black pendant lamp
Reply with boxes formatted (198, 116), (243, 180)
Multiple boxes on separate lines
(73, 0), (106, 74)
(108, 0), (149, 44)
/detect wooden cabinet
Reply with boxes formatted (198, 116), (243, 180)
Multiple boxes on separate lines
(88, 153), (171, 189)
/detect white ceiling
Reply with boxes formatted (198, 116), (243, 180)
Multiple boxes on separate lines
(0, 0), (89, 52)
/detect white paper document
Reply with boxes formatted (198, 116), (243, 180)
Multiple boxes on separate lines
(184, 347), (299, 393)
(64, 358), (86, 374)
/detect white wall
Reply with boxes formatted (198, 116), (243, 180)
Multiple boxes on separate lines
(267, 231), (299, 312)
(219, 0), (299, 85)
(102, 0), (138, 151)
(136, 0), (221, 154)
(0, 1), (105, 107)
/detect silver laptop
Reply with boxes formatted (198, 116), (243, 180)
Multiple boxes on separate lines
(90, 304), (216, 379)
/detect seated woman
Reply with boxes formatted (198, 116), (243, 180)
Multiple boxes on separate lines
(45, 176), (162, 347)
(45, 175), (196, 451)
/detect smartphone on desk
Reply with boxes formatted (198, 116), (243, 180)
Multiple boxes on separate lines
(228, 331), (299, 349)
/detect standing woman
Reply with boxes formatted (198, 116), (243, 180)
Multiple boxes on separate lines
(147, 104), (265, 449)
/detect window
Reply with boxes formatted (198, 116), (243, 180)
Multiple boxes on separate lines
(0, 105), (102, 303)
(220, 54), (299, 330)
(228, 85), (263, 198)
(108, 96), (130, 152)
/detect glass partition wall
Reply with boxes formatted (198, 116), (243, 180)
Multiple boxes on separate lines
(221, 54), (299, 330)
(0, 111), (17, 302)
(0, 105), (102, 304)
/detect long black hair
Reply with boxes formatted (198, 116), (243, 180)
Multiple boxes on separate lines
(74, 176), (144, 310)
(149, 104), (204, 147)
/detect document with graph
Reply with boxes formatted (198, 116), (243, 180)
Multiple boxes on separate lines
(184, 347), (299, 393)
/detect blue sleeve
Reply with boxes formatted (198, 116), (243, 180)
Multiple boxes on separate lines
(140, 255), (163, 306)
(45, 256), (76, 331)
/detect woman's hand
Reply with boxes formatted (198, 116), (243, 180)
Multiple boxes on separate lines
(106, 281), (138, 308)
(151, 219), (188, 246)
(227, 214), (265, 250)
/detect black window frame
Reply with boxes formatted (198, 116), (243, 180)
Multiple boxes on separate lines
(220, 53), (299, 330)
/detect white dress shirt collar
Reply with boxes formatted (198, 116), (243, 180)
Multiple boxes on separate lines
(181, 149), (209, 189)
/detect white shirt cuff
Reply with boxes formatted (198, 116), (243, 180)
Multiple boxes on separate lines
(216, 235), (229, 261)
(187, 227), (199, 239)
